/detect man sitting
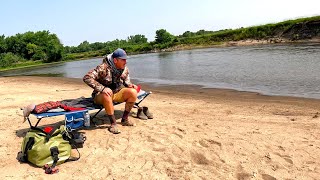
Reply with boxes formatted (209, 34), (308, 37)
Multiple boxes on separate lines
(83, 48), (138, 134)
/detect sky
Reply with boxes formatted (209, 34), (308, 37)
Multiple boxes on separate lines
(1, 0), (319, 46)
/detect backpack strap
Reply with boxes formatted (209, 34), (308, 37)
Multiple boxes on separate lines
(17, 137), (35, 162)
(44, 146), (60, 174)
(61, 131), (81, 161)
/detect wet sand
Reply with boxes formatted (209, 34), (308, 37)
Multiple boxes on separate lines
(0, 76), (319, 179)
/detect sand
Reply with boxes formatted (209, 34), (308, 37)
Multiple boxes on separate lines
(0, 76), (319, 179)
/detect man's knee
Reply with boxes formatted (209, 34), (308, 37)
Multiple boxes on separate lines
(124, 88), (137, 100)
(95, 92), (113, 104)
(129, 88), (138, 97)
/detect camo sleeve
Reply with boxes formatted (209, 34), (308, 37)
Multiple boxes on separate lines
(83, 63), (110, 92)
(121, 67), (132, 87)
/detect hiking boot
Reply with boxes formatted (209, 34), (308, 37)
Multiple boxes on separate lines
(143, 106), (153, 119)
(121, 119), (135, 126)
(137, 107), (148, 120)
(108, 125), (121, 134)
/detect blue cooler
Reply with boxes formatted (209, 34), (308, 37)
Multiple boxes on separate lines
(65, 110), (90, 132)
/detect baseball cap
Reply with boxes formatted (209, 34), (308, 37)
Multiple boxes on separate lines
(112, 48), (128, 59)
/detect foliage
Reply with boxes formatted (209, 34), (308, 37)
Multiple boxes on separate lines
(0, 35), (6, 54)
(0, 52), (25, 68)
(127, 34), (148, 44)
(44, 39), (64, 63)
(3, 31), (64, 63)
(155, 29), (174, 44)
(77, 41), (92, 53)
(64, 50), (105, 60)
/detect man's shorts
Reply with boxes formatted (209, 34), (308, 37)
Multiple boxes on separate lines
(94, 88), (128, 103)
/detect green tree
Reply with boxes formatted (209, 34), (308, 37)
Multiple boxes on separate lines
(78, 41), (92, 52)
(32, 50), (47, 60)
(64, 46), (71, 53)
(0, 35), (6, 53)
(182, 31), (193, 37)
(26, 43), (38, 58)
(90, 42), (106, 51)
(0, 52), (24, 67)
(44, 38), (64, 62)
(3, 30), (64, 62)
(5, 34), (24, 55)
(196, 30), (206, 36)
(26, 43), (46, 60)
(127, 34), (148, 44)
(155, 29), (174, 44)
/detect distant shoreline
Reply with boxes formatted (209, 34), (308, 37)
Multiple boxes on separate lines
(158, 37), (320, 52)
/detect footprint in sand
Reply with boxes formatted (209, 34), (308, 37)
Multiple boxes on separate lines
(236, 173), (251, 180)
(236, 164), (276, 180)
(261, 174), (277, 180)
(199, 139), (222, 149)
(274, 152), (294, 164)
(146, 135), (167, 152)
(197, 139), (228, 164)
(170, 126), (186, 139)
(282, 156), (293, 164)
(142, 160), (154, 170)
(263, 152), (294, 171)
(4, 98), (14, 101)
(146, 135), (158, 143)
(172, 133), (183, 139)
(236, 164), (251, 180)
(190, 151), (210, 165)
(152, 146), (166, 152)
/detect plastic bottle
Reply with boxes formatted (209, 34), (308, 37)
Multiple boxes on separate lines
(84, 111), (90, 127)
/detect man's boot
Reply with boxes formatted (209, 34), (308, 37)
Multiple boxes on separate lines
(143, 106), (153, 119)
(137, 107), (148, 120)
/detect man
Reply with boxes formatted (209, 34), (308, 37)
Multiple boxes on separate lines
(83, 48), (138, 134)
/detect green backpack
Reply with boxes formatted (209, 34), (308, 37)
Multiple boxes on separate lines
(18, 125), (78, 173)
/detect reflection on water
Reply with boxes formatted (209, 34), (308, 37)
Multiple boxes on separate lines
(1, 43), (320, 99)
(157, 52), (174, 59)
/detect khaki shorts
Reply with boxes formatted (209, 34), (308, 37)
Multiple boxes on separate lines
(94, 88), (127, 104)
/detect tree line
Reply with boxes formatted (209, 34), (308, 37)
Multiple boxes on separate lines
(0, 31), (64, 68)
(1, 15), (319, 69)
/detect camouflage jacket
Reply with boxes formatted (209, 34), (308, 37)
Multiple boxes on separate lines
(83, 62), (132, 95)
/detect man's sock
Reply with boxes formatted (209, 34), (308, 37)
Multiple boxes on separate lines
(108, 114), (117, 125)
(122, 110), (130, 121)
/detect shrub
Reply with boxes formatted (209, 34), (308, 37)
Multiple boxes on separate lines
(0, 52), (25, 67)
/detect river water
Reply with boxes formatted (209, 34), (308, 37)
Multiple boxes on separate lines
(1, 43), (320, 99)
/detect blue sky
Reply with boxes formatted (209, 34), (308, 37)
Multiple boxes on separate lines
(1, 0), (319, 46)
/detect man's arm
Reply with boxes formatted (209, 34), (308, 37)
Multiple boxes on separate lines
(83, 64), (107, 93)
(121, 67), (139, 91)
(121, 67), (133, 87)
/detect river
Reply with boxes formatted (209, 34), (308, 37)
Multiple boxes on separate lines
(1, 43), (320, 99)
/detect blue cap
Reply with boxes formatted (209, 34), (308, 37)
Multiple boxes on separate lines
(112, 48), (128, 59)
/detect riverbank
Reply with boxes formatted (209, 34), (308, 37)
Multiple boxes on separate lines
(0, 76), (319, 179)
(160, 37), (320, 52)
(0, 56), (102, 72)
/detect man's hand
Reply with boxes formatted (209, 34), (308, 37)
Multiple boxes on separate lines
(102, 87), (113, 97)
(128, 84), (137, 89)
(128, 84), (140, 92)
